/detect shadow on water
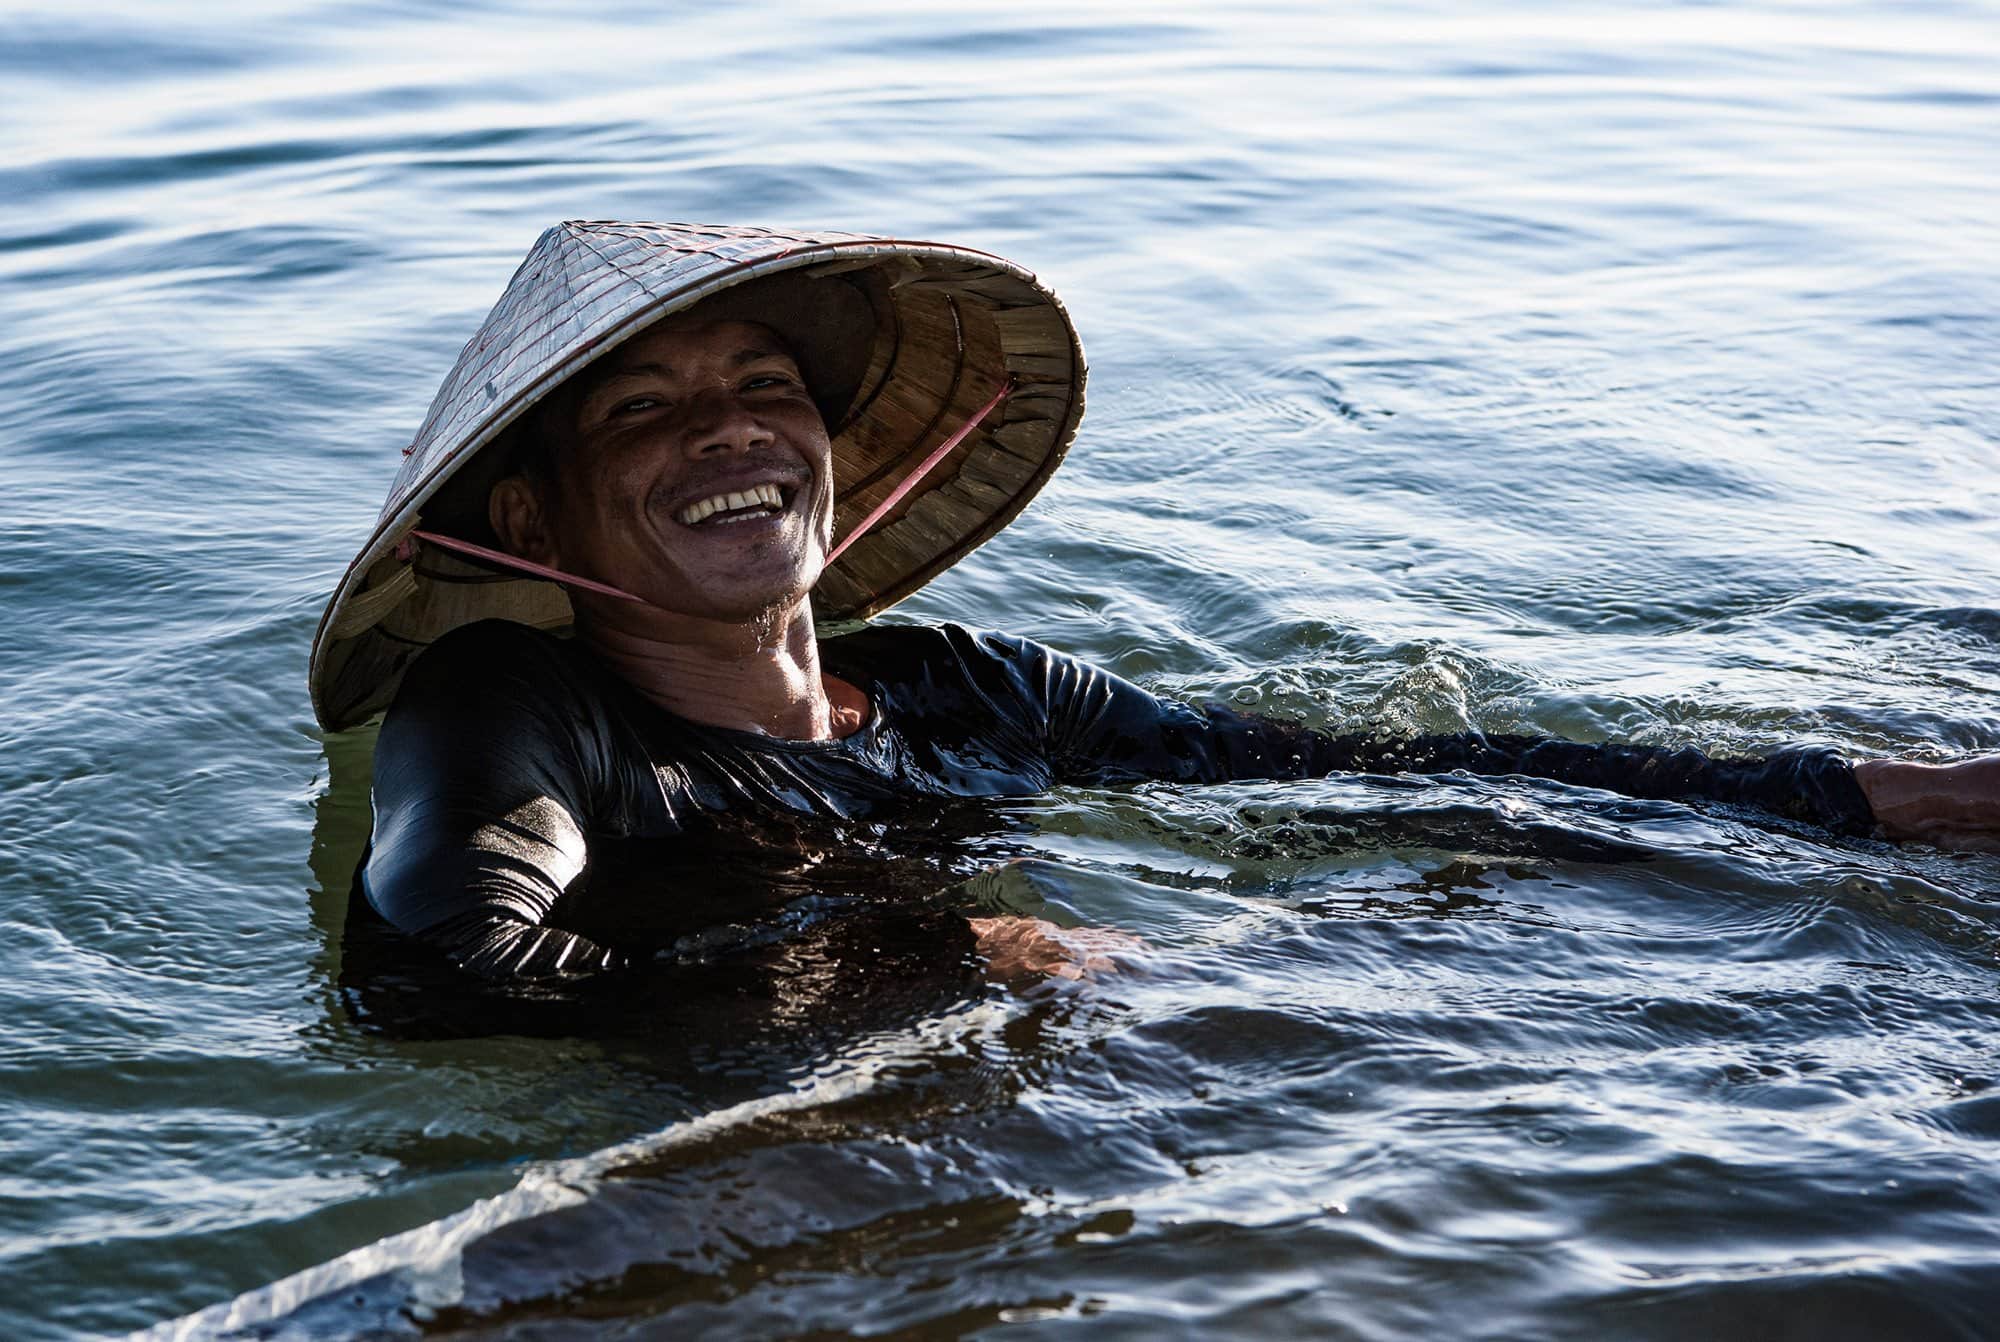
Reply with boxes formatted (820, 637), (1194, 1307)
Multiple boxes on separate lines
(238, 736), (1100, 1336)
(189, 732), (1110, 1337)
(221, 738), (2000, 1340)
(182, 995), (1099, 1340)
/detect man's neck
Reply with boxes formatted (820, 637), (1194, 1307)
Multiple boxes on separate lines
(576, 600), (863, 741)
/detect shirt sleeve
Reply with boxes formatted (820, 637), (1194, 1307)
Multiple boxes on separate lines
(1004, 633), (1875, 836)
(363, 624), (632, 979)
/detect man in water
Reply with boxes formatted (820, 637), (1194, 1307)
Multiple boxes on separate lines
(313, 221), (1998, 983)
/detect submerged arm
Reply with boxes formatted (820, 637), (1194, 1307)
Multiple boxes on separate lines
(1014, 633), (1874, 834)
(1308, 731), (1877, 835)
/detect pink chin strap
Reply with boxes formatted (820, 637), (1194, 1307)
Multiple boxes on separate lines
(394, 377), (1014, 605)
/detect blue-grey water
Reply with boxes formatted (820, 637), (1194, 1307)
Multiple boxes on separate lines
(5, 2), (2000, 1337)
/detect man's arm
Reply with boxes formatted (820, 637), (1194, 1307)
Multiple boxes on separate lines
(999, 631), (1888, 837)
(1310, 732), (1877, 835)
(364, 624), (631, 980)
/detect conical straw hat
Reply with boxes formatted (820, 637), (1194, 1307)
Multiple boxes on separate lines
(309, 220), (1086, 731)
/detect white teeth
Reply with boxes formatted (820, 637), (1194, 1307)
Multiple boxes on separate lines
(675, 483), (787, 526)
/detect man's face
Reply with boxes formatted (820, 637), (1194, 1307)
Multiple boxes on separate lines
(514, 317), (837, 624)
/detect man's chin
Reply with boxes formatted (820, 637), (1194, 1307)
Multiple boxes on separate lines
(626, 566), (823, 630)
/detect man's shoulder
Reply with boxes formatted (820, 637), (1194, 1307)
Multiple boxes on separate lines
(824, 620), (1062, 672)
(824, 623), (1107, 728)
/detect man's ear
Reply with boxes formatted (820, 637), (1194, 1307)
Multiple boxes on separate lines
(490, 475), (561, 567)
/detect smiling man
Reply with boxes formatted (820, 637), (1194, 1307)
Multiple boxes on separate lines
(486, 316), (864, 740)
(310, 220), (1999, 984)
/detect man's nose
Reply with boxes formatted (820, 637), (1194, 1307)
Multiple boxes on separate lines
(679, 386), (773, 456)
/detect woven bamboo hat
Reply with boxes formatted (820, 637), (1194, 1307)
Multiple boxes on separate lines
(309, 220), (1087, 732)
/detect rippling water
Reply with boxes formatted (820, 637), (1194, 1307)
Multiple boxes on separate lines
(6, 1), (2000, 1337)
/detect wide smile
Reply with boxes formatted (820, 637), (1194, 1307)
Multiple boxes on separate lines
(672, 481), (795, 529)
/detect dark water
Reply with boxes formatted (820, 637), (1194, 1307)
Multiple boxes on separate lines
(5, 2), (2000, 1337)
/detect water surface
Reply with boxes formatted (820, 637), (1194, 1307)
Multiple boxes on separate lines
(4, 1), (2000, 1337)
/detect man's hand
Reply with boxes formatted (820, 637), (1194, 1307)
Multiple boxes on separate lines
(967, 915), (1138, 981)
(1854, 757), (2000, 852)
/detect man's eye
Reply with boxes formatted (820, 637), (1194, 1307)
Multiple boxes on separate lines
(745, 373), (797, 391)
(611, 395), (663, 416)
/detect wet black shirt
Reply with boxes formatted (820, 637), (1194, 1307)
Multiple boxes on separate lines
(364, 619), (1875, 979)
